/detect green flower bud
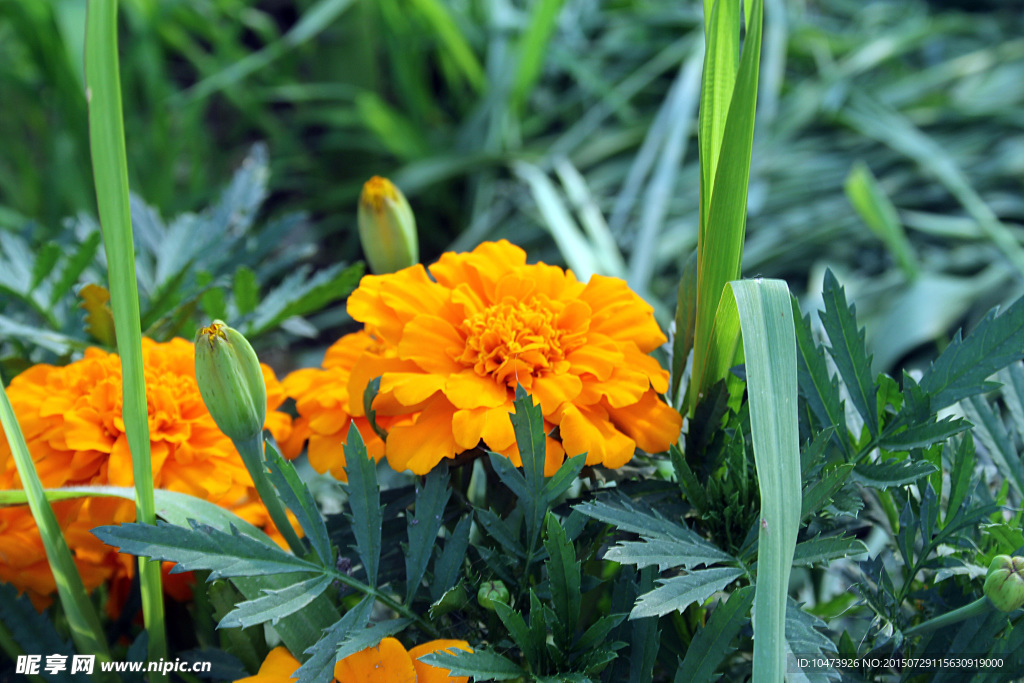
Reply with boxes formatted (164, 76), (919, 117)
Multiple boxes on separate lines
(477, 580), (510, 611)
(194, 320), (266, 443)
(983, 555), (1024, 612)
(357, 176), (418, 274)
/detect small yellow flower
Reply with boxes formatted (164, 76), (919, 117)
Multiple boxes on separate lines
(358, 176), (419, 274)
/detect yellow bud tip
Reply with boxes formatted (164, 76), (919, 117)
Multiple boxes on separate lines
(361, 176), (399, 214)
(197, 320), (228, 346)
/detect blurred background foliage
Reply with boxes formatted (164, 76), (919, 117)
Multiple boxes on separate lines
(2, 0), (1024, 374)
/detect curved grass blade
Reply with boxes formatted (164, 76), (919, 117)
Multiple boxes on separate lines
(0, 380), (110, 659)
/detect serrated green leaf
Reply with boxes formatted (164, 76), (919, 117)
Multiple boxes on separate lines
(542, 452), (586, 501)
(428, 582), (469, 621)
(793, 296), (850, 458)
(629, 568), (660, 683)
(93, 520), (320, 579)
(233, 266), (259, 315)
(670, 444), (707, 512)
(333, 617), (412, 663)
(544, 512), (581, 650)
(419, 648), (525, 681)
(265, 439), (333, 566)
(851, 459), (937, 489)
(488, 450), (528, 500)
(785, 599), (841, 683)
(30, 242), (62, 292)
(477, 507), (525, 558)
(819, 269), (877, 436)
(513, 384), (548, 548)
(493, 601), (540, 664)
(295, 596), (373, 683)
(432, 515), (472, 602)
(0, 583), (85, 683)
(603, 537), (729, 572)
(792, 535), (869, 568)
(247, 262), (363, 337)
(218, 575), (333, 629)
(801, 463), (854, 520)
(343, 423), (383, 586)
(50, 231), (102, 308)
(963, 394), (1024, 498)
(405, 467), (451, 604)
(677, 585), (754, 683)
(574, 496), (732, 566)
(631, 566), (744, 619)
(918, 295), (1024, 411)
(879, 416), (969, 451)
(946, 433), (975, 527)
(574, 613), (627, 655)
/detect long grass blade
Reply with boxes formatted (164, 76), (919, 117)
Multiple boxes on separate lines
(0, 380), (110, 659)
(705, 279), (800, 683)
(85, 0), (166, 665)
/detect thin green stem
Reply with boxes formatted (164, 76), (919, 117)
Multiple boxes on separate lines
(903, 597), (993, 636)
(326, 568), (440, 639)
(85, 0), (166, 668)
(234, 435), (305, 556)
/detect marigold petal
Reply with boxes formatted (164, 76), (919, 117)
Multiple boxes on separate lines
(398, 316), (464, 375)
(581, 275), (667, 351)
(558, 403), (636, 467)
(607, 390), (682, 454)
(386, 397), (459, 475)
(444, 370), (509, 409)
(382, 372), (446, 407)
(408, 640), (473, 683)
(566, 334), (622, 381)
(532, 372), (583, 414)
(624, 344), (671, 394)
(234, 646), (300, 683)
(333, 637), (415, 683)
(349, 266), (448, 343)
(349, 357), (424, 417)
(430, 239), (526, 299)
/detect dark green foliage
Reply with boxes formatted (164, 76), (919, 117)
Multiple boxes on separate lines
(342, 423), (383, 586)
(405, 467), (452, 604)
(218, 576), (334, 630)
(265, 440), (333, 566)
(93, 520), (320, 579)
(675, 585), (753, 683)
(0, 584), (86, 683)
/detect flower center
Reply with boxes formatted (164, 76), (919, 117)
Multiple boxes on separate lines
(457, 296), (584, 385)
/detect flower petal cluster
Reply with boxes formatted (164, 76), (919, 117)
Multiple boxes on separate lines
(286, 240), (682, 477)
(280, 329), (415, 481)
(236, 640), (472, 683)
(0, 338), (293, 605)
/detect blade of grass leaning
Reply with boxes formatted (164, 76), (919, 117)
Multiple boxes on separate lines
(704, 279), (800, 683)
(690, 0), (763, 415)
(698, 0), (740, 226)
(0, 379), (110, 659)
(845, 161), (919, 280)
(85, 0), (166, 664)
(407, 0), (485, 93)
(511, 0), (567, 115)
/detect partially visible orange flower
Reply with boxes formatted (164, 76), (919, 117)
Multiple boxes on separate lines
(235, 640), (472, 683)
(281, 330), (414, 481)
(0, 337), (293, 605)
(332, 240), (682, 476)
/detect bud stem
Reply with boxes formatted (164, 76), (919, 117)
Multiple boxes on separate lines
(236, 435), (305, 557)
(903, 597), (993, 636)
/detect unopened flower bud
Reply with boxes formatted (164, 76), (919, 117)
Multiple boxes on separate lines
(194, 321), (266, 443)
(984, 555), (1024, 612)
(357, 176), (418, 274)
(477, 580), (510, 610)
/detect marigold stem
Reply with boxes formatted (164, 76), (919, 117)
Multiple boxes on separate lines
(235, 435), (305, 557)
(903, 597), (993, 636)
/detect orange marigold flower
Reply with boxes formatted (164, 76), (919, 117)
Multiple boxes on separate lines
(337, 239), (682, 475)
(0, 337), (293, 605)
(235, 640), (472, 683)
(281, 329), (414, 481)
